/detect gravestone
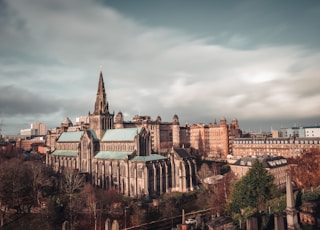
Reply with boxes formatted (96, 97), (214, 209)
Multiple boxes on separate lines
(246, 216), (258, 230)
(62, 221), (70, 230)
(111, 219), (119, 230)
(105, 218), (111, 230)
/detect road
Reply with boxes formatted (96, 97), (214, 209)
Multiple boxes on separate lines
(123, 208), (213, 230)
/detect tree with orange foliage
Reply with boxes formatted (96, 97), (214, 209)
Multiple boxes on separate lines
(289, 148), (320, 189)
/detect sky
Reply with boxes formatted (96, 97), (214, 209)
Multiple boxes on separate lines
(1, 0), (320, 134)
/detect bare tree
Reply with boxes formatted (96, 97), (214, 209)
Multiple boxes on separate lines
(25, 161), (55, 206)
(198, 163), (211, 181)
(62, 169), (85, 230)
(211, 163), (220, 176)
(0, 158), (33, 225)
(211, 171), (235, 217)
(81, 183), (98, 230)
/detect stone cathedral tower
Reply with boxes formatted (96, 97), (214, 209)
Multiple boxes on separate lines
(89, 71), (114, 140)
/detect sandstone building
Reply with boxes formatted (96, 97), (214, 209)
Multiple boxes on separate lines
(230, 155), (288, 190)
(46, 72), (197, 197)
(232, 137), (320, 158)
(113, 114), (241, 159)
(189, 119), (241, 159)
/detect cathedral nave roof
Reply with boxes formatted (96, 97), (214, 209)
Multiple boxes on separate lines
(52, 150), (78, 157)
(132, 154), (167, 162)
(57, 131), (84, 142)
(94, 151), (131, 160)
(101, 127), (142, 142)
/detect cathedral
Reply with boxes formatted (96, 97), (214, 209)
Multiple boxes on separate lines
(45, 71), (198, 198)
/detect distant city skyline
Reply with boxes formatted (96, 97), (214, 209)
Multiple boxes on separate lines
(1, 0), (320, 134)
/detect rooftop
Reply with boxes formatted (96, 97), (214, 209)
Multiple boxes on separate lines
(173, 147), (192, 158)
(57, 131), (84, 142)
(94, 151), (131, 160)
(233, 155), (287, 168)
(132, 154), (167, 162)
(52, 150), (78, 157)
(101, 128), (142, 142)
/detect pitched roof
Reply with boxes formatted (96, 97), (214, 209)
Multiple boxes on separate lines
(62, 117), (73, 125)
(233, 155), (288, 168)
(174, 148), (192, 158)
(132, 154), (167, 162)
(57, 131), (84, 142)
(86, 130), (99, 141)
(101, 128), (142, 142)
(94, 151), (131, 160)
(52, 150), (78, 157)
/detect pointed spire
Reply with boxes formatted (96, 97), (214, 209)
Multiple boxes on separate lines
(94, 71), (108, 114)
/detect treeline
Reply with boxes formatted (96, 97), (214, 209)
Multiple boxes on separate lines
(0, 152), (125, 230)
(0, 151), (216, 230)
(0, 150), (226, 229)
(2, 148), (319, 229)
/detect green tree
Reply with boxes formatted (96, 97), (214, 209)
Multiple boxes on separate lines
(228, 160), (279, 217)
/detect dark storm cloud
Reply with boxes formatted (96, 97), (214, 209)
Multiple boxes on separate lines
(0, 85), (90, 117)
(105, 0), (320, 50)
(0, 85), (60, 115)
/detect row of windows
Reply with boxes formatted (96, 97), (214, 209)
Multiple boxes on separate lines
(101, 143), (135, 151)
(235, 139), (320, 144)
(94, 162), (169, 179)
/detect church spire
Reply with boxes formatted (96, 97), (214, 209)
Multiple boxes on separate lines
(89, 70), (114, 139)
(94, 71), (109, 114)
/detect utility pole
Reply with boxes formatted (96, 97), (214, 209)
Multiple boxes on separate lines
(124, 206), (128, 230)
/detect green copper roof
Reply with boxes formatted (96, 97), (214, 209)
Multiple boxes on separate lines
(132, 154), (167, 162)
(52, 150), (78, 157)
(94, 151), (131, 160)
(101, 128), (142, 142)
(58, 131), (84, 142)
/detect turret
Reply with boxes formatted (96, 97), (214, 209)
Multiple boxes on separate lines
(114, 112), (124, 129)
(172, 114), (180, 147)
(220, 117), (227, 126)
(232, 118), (239, 129)
(61, 117), (73, 131)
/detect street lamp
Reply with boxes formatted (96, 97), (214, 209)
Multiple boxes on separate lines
(124, 206), (128, 230)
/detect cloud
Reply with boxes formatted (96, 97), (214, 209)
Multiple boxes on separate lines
(1, 0), (320, 134)
(0, 85), (56, 115)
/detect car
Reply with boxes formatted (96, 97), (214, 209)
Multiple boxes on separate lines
(185, 218), (197, 225)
